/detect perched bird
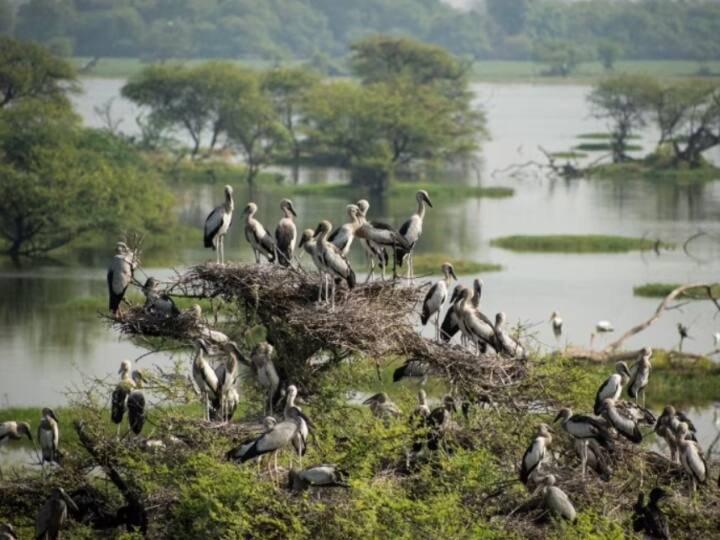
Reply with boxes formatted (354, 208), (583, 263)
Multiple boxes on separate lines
(226, 416), (277, 462)
(251, 342), (282, 415)
(535, 474), (576, 522)
(554, 407), (613, 478)
(355, 199), (390, 281)
(395, 190), (433, 280)
(550, 311), (563, 338)
(35, 487), (78, 540)
(655, 405), (696, 463)
(0, 421), (32, 446)
(298, 228), (324, 276)
(627, 347), (652, 406)
(573, 438), (611, 481)
(203, 185), (234, 265)
(127, 370), (146, 435)
(355, 216), (410, 279)
(142, 277), (178, 316)
(314, 220), (356, 306)
(593, 362), (631, 415)
(38, 408), (60, 468)
(440, 284), (467, 343)
(244, 202), (276, 263)
(0, 523), (17, 540)
(275, 199), (298, 266)
(519, 423), (553, 485)
(421, 262), (457, 342)
(111, 360), (135, 435)
(238, 410), (303, 483)
(107, 241), (137, 314)
(596, 320), (614, 333)
(677, 422), (707, 494)
(393, 359), (430, 386)
(363, 392), (402, 420)
(284, 385), (314, 465)
(632, 487), (670, 540)
(457, 288), (497, 355)
(495, 312), (527, 360)
(598, 398), (642, 444)
(677, 323), (690, 352)
(713, 331), (720, 349)
(192, 339), (219, 421)
(288, 465), (349, 492)
(212, 342), (245, 422)
(413, 389), (431, 419)
(328, 204), (362, 256)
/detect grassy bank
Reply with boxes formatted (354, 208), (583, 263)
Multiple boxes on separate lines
(590, 161), (720, 181)
(633, 282), (720, 299)
(491, 234), (667, 253)
(74, 57), (720, 83)
(411, 254), (502, 275)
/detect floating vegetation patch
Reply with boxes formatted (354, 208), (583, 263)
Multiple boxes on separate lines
(548, 151), (589, 159)
(575, 143), (643, 152)
(576, 132), (642, 140)
(411, 253), (502, 275)
(490, 234), (669, 253)
(633, 282), (720, 299)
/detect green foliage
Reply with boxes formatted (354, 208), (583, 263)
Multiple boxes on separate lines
(633, 283), (720, 299)
(534, 40), (581, 77)
(597, 41), (623, 72)
(409, 254), (502, 275)
(491, 235), (667, 253)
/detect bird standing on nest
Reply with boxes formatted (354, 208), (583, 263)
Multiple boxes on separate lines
(421, 262), (457, 342)
(203, 185), (234, 265)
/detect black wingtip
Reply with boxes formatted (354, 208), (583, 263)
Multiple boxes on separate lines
(392, 366), (405, 382)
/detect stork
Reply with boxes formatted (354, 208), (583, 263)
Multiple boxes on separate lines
(142, 277), (178, 316)
(355, 217), (410, 280)
(519, 423), (553, 486)
(676, 422), (707, 494)
(596, 320), (614, 333)
(632, 487), (670, 540)
(107, 241), (137, 314)
(127, 370), (146, 435)
(495, 312), (528, 360)
(393, 359), (430, 386)
(677, 323), (690, 352)
(192, 339), (219, 421)
(550, 311), (563, 338)
(413, 389), (431, 419)
(284, 385), (314, 467)
(226, 416), (277, 465)
(440, 284), (467, 343)
(38, 408), (60, 471)
(573, 438), (611, 481)
(457, 288), (497, 355)
(35, 487), (78, 540)
(328, 204), (362, 256)
(627, 347), (652, 406)
(314, 221), (356, 308)
(554, 407), (613, 479)
(598, 398), (642, 443)
(275, 199), (298, 267)
(655, 405), (697, 463)
(243, 202), (276, 263)
(111, 360), (134, 435)
(0, 421), (32, 477)
(534, 474), (576, 522)
(396, 190), (433, 281)
(251, 342), (281, 415)
(288, 465), (349, 492)
(421, 262), (457, 342)
(203, 184), (234, 265)
(593, 362), (632, 415)
(363, 392), (402, 420)
(239, 410), (303, 484)
(355, 199), (389, 281)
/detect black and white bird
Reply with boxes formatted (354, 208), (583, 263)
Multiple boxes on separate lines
(534, 474), (576, 522)
(655, 405), (697, 463)
(275, 199), (298, 266)
(0, 421), (32, 447)
(0, 523), (17, 540)
(251, 342), (282, 415)
(395, 190), (433, 280)
(127, 370), (146, 435)
(413, 389), (431, 419)
(457, 288), (497, 355)
(211, 342), (245, 422)
(363, 392), (402, 420)
(203, 184), (234, 265)
(627, 347), (652, 406)
(495, 312), (528, 360)
(440, 284), (467, 343)
(355, 215), (410, 280)
(328, 204), (362, 256)
(314, 221), (356, 307)
(421, 262), (457, 342)
(554, 407), (613, 478)
(288, 465), (349, 492)
(355, 199), (390, 281)
(142, 277), (178, 316)
(192, 339), (219, 421)
(226, 416), (277, 463)
(243, 202), (276, 263)
(677, 323), (690, 351)
(393, 359), (430, 386)
(676, 422), (707, 494)
(284, 385), (314, 466)
(519, 423), (553, 486)
(593, 362), (632, 415)
(632, 487), (670, 540)
(550, 311), (563, 338)
(298, 228), (324, 278)
(38, 408), (60, 469)
(598, 398), (642, 444)
(111, 360), (134, 435)
(35, 487), (78, 540)
(107, 241), (137, 314)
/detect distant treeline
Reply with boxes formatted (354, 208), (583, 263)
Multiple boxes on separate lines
(1, 0), (720, 63)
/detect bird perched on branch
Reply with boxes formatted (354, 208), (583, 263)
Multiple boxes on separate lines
(554, 407), (613, 479)
(593, 362), (632, 415)
(534, 474), (576, 522)
(677, 422), (706, 494)
(142, 277), (178, 316)
(355, 199), (389, 281)
(251, 342), (282, 415)
(677, 323), (690, 352)
(204, 184), (234, 265)
(655, 405), (696, 463)
(421, 262), (457, 342)
(328, 204), (362, 256)
(275, 199), (298, 266)
(192, 339), (219, 422)
(107, 241), (137, 314)
(495, 312), (527, 360)
(549, 311), (563, 338)
(314, 220), (356, 307)
(244, 202), (276, 263)
(598, 398), (642, 444)
(35, 487), (78, 540)
(627, 347), (652, 406)
(127, 370), (146, 435)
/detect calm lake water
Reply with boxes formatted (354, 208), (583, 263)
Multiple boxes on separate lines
(1, 79), (719, 422)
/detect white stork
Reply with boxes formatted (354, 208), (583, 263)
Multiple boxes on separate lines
(519, 423), (553, 486)
(203, 184), (234, 265)
(396, 190), (433, 281)
(243, 202), (276, 263)
(275, 199), (298, 267)
(593, 362), (632, 414)
(107, 241), (137, 314)
(421, 262), (457, 342)
(328, 204), (362, 256)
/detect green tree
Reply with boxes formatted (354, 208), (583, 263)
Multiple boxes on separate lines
(0, 100), (173, 258)
(0, 0), (14, 35)
(597, 41), (623, 71)
(0, 37), (77, 108)
(15, 0), (76, 45)
(534, 40), (580, 77)
(587, 74), (659, 163)
(487, 0), (529, 35)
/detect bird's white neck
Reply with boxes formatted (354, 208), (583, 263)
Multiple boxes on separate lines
(282, 207), (294, 220)
(416, 199), (426, 219)
(225, 193), (234, 213)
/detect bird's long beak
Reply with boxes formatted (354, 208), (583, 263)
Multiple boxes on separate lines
(552, 411), (563, 423)
(289, 203), (297, 217)
(62, 492), (79, 513)
(299, 235), (307, 248)
(313, 223), (323, 238)
(423, 193), (433, 207)
(450, 268), (458, 281)
(362, 396), (376, 405)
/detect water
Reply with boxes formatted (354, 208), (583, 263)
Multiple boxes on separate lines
(1, 79), (719, 409)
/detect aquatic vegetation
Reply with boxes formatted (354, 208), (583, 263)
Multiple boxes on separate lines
(491, 235), (667, 253)
(410, 254), (502, 275)
(633, 283), (720, 299)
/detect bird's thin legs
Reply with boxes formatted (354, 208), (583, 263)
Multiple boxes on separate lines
(581, 441), (588, 479)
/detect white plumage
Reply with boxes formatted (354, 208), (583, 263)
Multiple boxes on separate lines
(243, 202), (276, 263)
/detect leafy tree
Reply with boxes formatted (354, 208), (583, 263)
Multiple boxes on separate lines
(597, 41), (623, 71)
(487, 0), (529, 35)
(0, 0), (14, 35)
(534, 40), (580, 77)
(0, 99), (173, 258)
(587, 75), (659, 162)
(0, 36), (77, 108)
(15, 0), (76, 45)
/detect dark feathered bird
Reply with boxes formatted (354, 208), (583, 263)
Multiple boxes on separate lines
(127, 371), (146, 435)
(632, 488), (670, 540)
(393, 359), (429, 385)
(107, 242), (136, 313)
(275, 199), (298, 266)
(111, 360), (134, 430)
(204, 185), (234, 264)
(519, 424), (553, 485)
(35, 487), (78, 540)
